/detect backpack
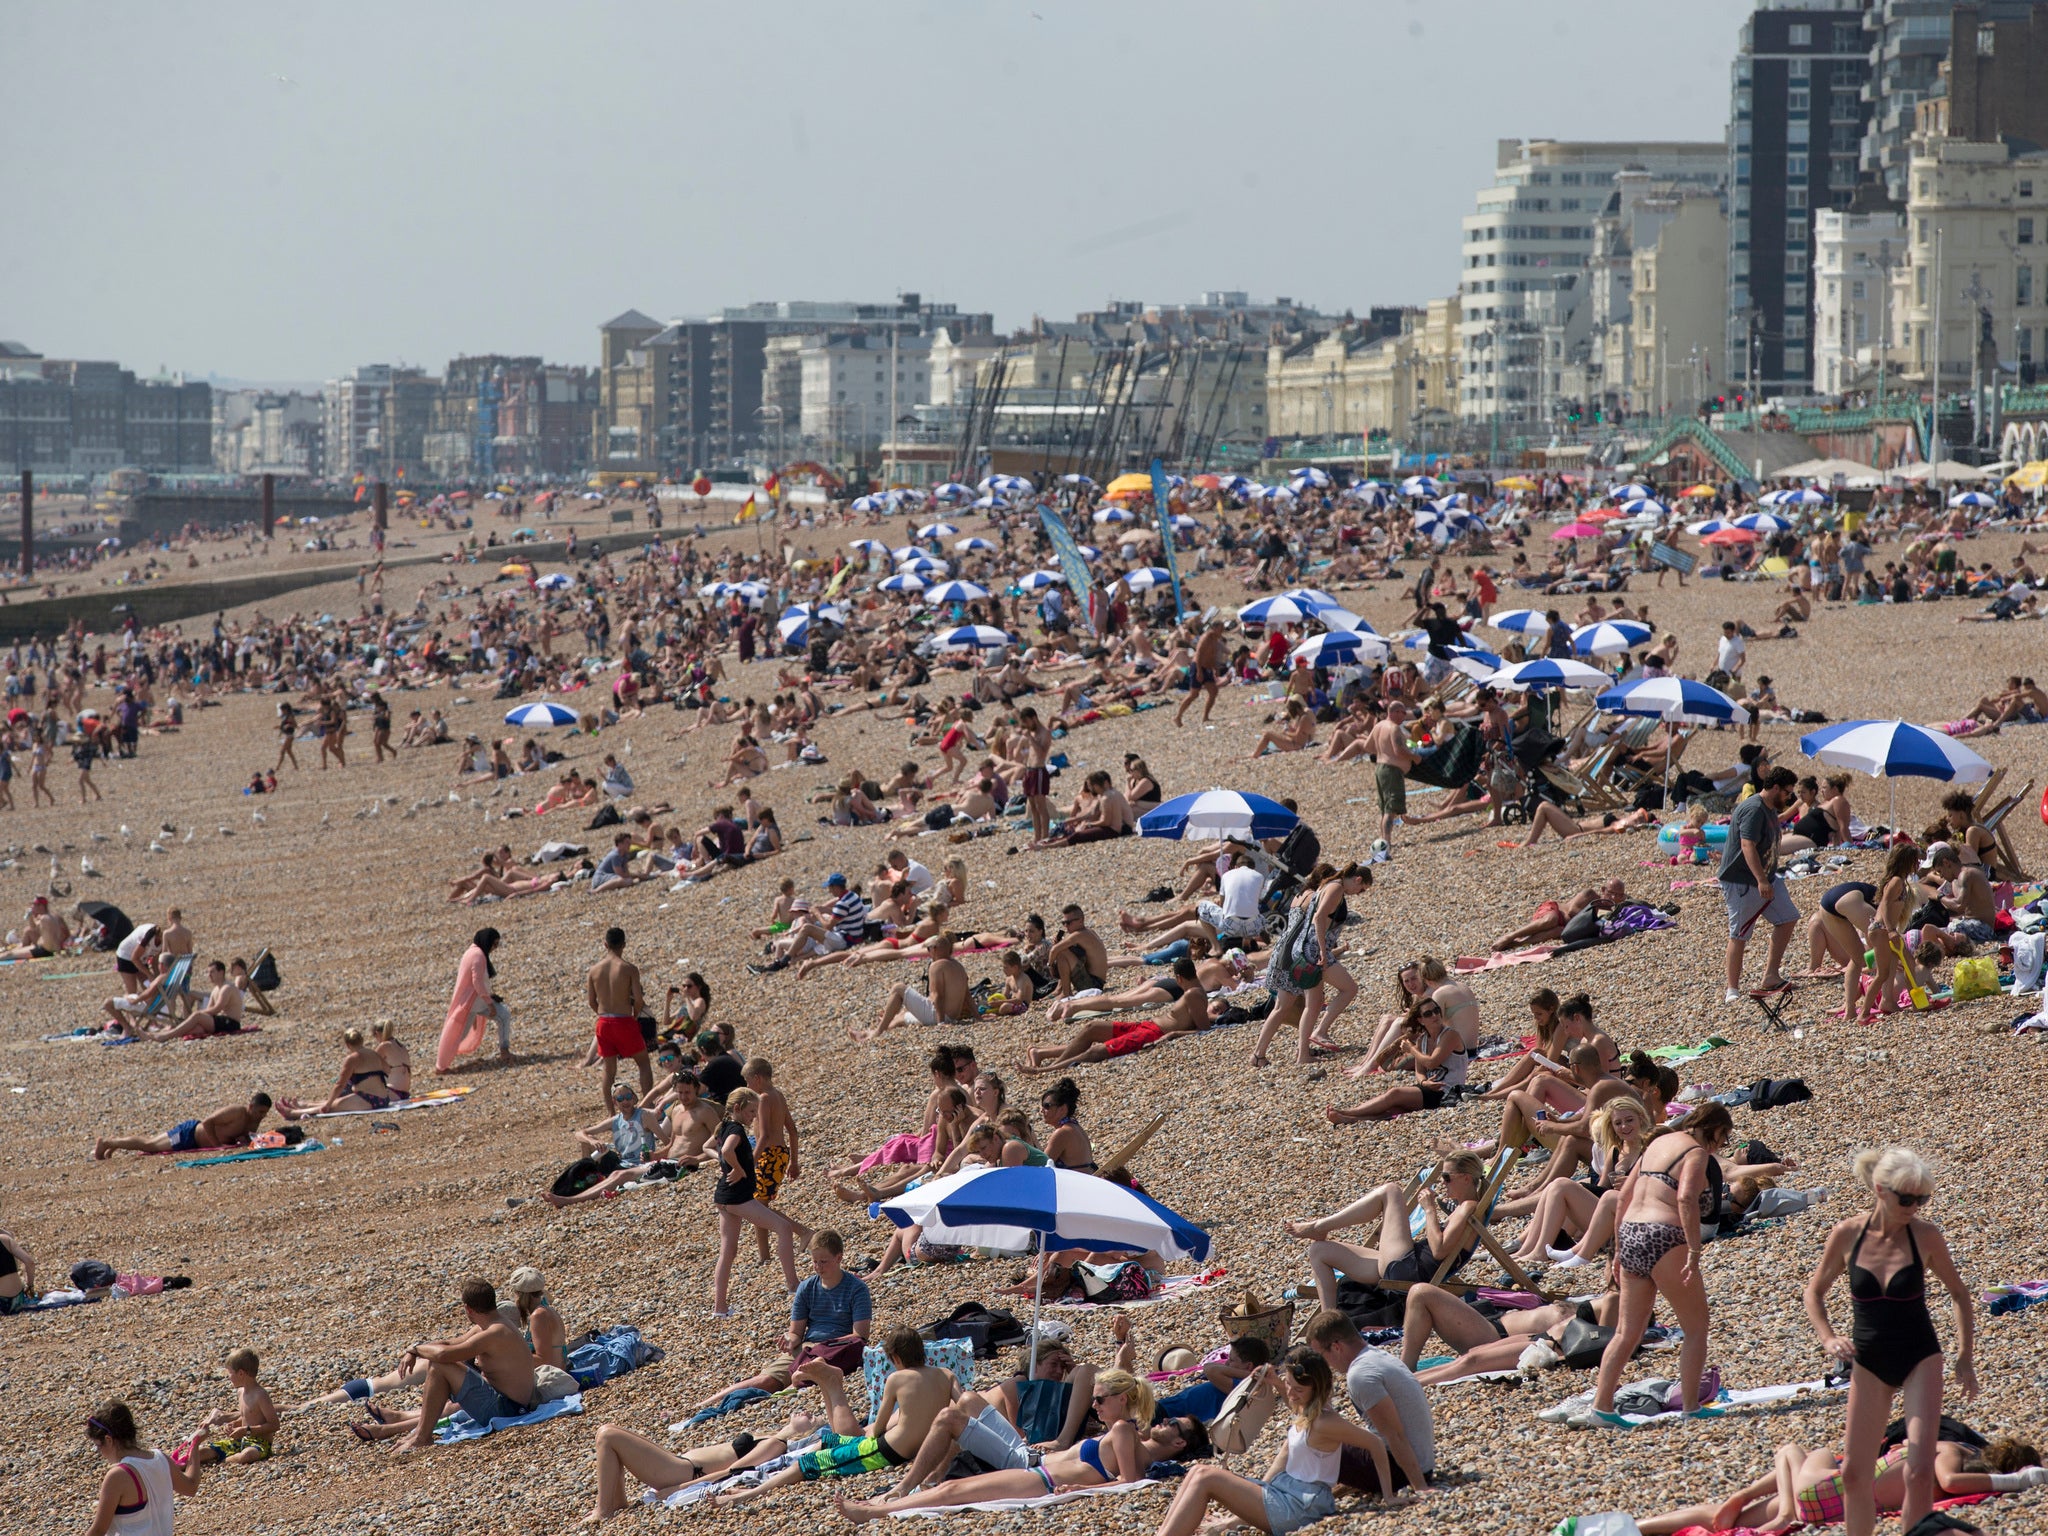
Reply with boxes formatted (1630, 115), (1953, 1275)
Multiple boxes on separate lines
(251, 952), (282, 993)
(921, 1301), (1024, 1358)
(1077, 1261), (1155, 1304)
(1274, 823), (1320, 877)
(1746, 1076), (1812, 1110)
(586, 803), (623, 830)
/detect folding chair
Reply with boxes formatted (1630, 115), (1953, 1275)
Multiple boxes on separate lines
(1747, 983), (1797, 1033)
(243, 947), (278, 1016)
(119, 954), (193, 1028)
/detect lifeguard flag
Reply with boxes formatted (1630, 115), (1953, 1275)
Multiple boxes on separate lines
(763, 472), (781, 499)
(735, 494), (759, 524)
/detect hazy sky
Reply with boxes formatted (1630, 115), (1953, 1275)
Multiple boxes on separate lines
(6, 0), (1753, 383)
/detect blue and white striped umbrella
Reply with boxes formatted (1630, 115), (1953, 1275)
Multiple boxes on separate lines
(1312, 608), (1376, 635)
(850, 495), (887, 514)
(1799, 720), (1992, 784)
(1619, 497), (1670, 518)
(781, 602), (848, 624)
(1093, 507), (1136, 524)
(930, 483), (974, 505)
(1430, 493), (1474, 512)
(880, 1165), (1209, 1263)
(1058, 473), (1096, 488)
(1734, 511), (1795, 532)
(980, 474), (1034, 497)
(1169, 513), (1200, 530)
(1218, 474), (1253, 497)
(696, 580), (735, 600)
(1487, 658), (1613, 691)
(1015, 571), (1064, 591)
(776, 613), (818, 647)
(1686, 518), (1738, 537)
(1487, 608), (1550, 634)
(1948, 491), (1997, 509)
(1121, 567), (1175, 590)
(1610, 482), (1656, 502)
(503, 701), (579, 727)
(933, 624), (1013, 650)
(1597, 676), (1748, 722)
(1280, 587), (1341, 609)
(1077, 545), (1101, 562)
(878, 571), (927, 593)
(897, 556), (950, 576)
(1774, 488), (1829, 507)
(969, 495), (1002, 509)
(887, 487), (928, 509)
(1238, 595), (1325, 626)
(1290, 466), (1332, 489)
(923, 580), (991, 604)
(891, 544), (924, 562)
(1139, 788), (1298, 842)
(532, 572), (572, 591)
(917, 521), (960, 539)
(849, 538), (891, 556)
(1400, 475), (1442, 496)
(1571, 620), (1654, 656)
(953, 536), (997, 552)
(733, 581), (769, 599)
(1291, 630), (1389, 667)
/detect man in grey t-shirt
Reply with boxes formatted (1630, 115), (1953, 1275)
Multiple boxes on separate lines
(1717, 767), (1799, 1003)
(1305, 1309), (1432, 1494)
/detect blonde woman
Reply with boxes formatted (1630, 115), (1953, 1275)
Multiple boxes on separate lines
(1802, 1148), (1977, 1536)
(1505, 1097), (1649, 1260)
(279, 1027), (408, 1118)
(1151, 1346), (1393, 1535)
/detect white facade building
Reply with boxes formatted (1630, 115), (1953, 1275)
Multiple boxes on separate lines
(799, 334), (931, 449)
(1458, 139), (1725, 426)
(321, 365), (392, 479)
(1811, 209), (1906, 396)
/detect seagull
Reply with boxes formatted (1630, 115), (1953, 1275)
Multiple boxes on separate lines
(251, 809), (266, 825)
(89, 831), (110, 844)
(118, 824), (133, 840)
(80, 856), (100, 876)
(274, 72), (296, 87)
(147, 840), (168, 855)
(218, 827), (233, 837)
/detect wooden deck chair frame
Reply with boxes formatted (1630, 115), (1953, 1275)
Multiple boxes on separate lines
(243, 947), (278, 1015)
(1974, 774), (2031, 880)
(1349, 1148), (1559, 1301)
(128, 954), (194, 1025)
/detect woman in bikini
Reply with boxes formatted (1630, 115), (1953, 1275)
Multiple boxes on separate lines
(1579, 1103), (1735, 1427)
(1504, 1097), (1650, 1261)
(1323, 994), (1472, 1123)
(1801, 1147), (1977, 1536)
(1038, 1077), (1095, 1172)
(1286, 1153), (1485, 1301)
(1475, 988), (1563, 1099)
(371, 1021), (412, 1098)
(1809, 874), (1879, 1015)
(278, 1026), (410, 1118)
(1241, 697), (1315, 761)
(1860, 844), (1932, 1023)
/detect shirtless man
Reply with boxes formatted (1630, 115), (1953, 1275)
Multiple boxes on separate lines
(853, 934), (969, 1043)
(159, 908), (196, 962)
(1046, 903), (1110, 998)
(743, 1058), (809, 1260)
(1366, 702), (1417, 846)
(646, 1067), (721, 1167)
(140, 960), (246, 1041)
(1174, 621), (1227, 727)
(357, 1278), (540, 1453)
(1020, 963), (1218, 1072)
(713, 1330), (954, 1508)
(93, 1092), (272, 1158)
(1920, 841), (1997, 940)
(1015, 707), (1055, 846)
(2, 895), (70, 960)
(588, 927), (651, 1113)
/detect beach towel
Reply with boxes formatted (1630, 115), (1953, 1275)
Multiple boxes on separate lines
(433, 1391), (582, 1444)
(1985, 1281), (2048, 1316)
(568, 1325), (664, 1389)
(436, 942), (494, 1072)
(678, 1385), (770, 1429)
(1407, 723), (1484, 791)
(176, 1139), (325, 1168)
(1646, 1037), (1729, 1065)
(886, 1480), (1160, 1518)
(1667, 1491), (1996, 1536)
(655, 1449), (809, 1509)
(1455, 946), (1557, 973)
(307, 1086), (475, 1118)
(1046, 1271), (1229, 1313)
(1539, 1376), (1841, 1427)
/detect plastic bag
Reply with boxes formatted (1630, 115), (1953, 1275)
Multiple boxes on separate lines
(1952, 955), (2001, 1002)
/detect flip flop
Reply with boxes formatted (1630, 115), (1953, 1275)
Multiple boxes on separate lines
(349, 1420), (379, 1443)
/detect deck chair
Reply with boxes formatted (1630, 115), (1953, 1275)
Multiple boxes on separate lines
(120, 954), (193, 1027)
(1974, 774), (2032, 880)
(243, 948), (278, 1016)
(1352, 1148), (1557, 1300)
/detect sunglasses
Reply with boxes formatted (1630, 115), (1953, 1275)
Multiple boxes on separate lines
(1417, 1005), (1442, 1017)
(1884, 1187), (1930, 1207)
(1090, 1390), (1117, 1404)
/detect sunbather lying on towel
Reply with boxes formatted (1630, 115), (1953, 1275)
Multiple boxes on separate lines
(1491, 879), (1627, 951)
(1636, 1433), (2047, 1536)
(586, 1421), (803, 1520)
(1021, 965), (1219, 1072)
(1394, 1282), (1620, 1383)
(93, 1093), (272, 1159)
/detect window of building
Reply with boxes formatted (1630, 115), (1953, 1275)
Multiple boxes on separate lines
(1562, 198), (1581, 211)
(1785, 315), (1807, 340)
(1560, 170), (1582, 185)
(1789, 118), (1810, 146)
(1854, 312), (1870, 344)
(1735, 88), (1752, 119)
(1787, 219), (1808, 245)
(1788, 154), (1808, 177)
(2021, 265), (2035, 307)
(1788, 89), (1810, 115)
(1978, 23), (1996, 55)
(1787, 186), (1808, 210)
(1532, 171), (1552, 184)
(1916, 217), (1929, 244)
(1785, 346), (1806, 371)
(1787, 251), (1809, 276)
(2021, 216), (2036, 245)
(1851, 278), (1866, 300)
(1789, 24), (1812, 46)
(1833, 22), (1859, 50)
(1733, 217), (1750, 249)
(2021, 327), (2034, 363)
(2022, 179), (2035, 197)
(1736, 154), (1751, 185)
(1789, 56), (1810, 78)
(1916, 266), (1928, 304)
(1787, 282), (1808, 306)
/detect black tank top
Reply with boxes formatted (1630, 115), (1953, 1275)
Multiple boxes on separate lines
(712, 1122), (756, 1205)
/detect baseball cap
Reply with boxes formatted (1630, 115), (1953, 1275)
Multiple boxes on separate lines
(1920, 841), (1957, 868)
(508, 1265), (546, 1295)
(823, 873), (847, 888)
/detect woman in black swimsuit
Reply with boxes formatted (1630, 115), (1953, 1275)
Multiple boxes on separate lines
(1286, 1152), (1484, 1298)
(277, 1027), (410, 1119)
(1038, 1077), (1095, 1172)
(1780, 773), (1851, 853)
(1810, 879), (1879, 1017)
(1802, 1147), (1977, 1536)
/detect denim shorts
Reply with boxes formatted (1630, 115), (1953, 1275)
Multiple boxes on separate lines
(955, 1405), (1032, 1470)
(1259, 1472), (1336, 1535)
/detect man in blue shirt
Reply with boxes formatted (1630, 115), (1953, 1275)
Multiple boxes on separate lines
(686, 1230), (873, 1409)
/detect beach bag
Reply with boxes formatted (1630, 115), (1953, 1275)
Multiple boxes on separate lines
(1746, 1077), (1811, 1110)
(251, 952), (281, 992)
(1951, 955), (2001, 1002)
(1271, 903), (1322, 990)
(1559, 907), (1602, 945)
(586, 804), (623, 830)
(923, 1301), (1024, 1358)
(1218, 1292), (1295, 1353)
(1207, 1369), (1283, 1455)
(1557, 1318), (1615, 1369)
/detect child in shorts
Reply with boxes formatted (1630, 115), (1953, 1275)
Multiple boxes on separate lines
(187, 1347), (279, 1465)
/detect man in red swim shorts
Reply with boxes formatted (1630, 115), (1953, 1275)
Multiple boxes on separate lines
(588, 926), (651, 1115)
(1103, 1019), (1164, 1057)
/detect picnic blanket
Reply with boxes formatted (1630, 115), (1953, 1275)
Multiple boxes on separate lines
(307, 1086), (475, 1118)
(1455, 946), (1557, 973)
(888, 1480), (1160, 1518)
(176, 1139), (325, 1168)
(1047, 1270), (1229, 1313)
(433, 1391), (582, 1444)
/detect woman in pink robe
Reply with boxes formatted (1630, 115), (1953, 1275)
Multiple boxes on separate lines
(436, 928), (504, 1072)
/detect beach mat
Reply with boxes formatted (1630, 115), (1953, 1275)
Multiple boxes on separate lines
(177, 1139), (325, 1168)
(307, 1086), (475, 1119)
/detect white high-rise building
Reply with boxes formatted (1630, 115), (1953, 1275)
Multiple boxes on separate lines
(1458, 139), (1725, 427)
(799, 334), (931, 450)
(1811, 209), (1906, 396)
